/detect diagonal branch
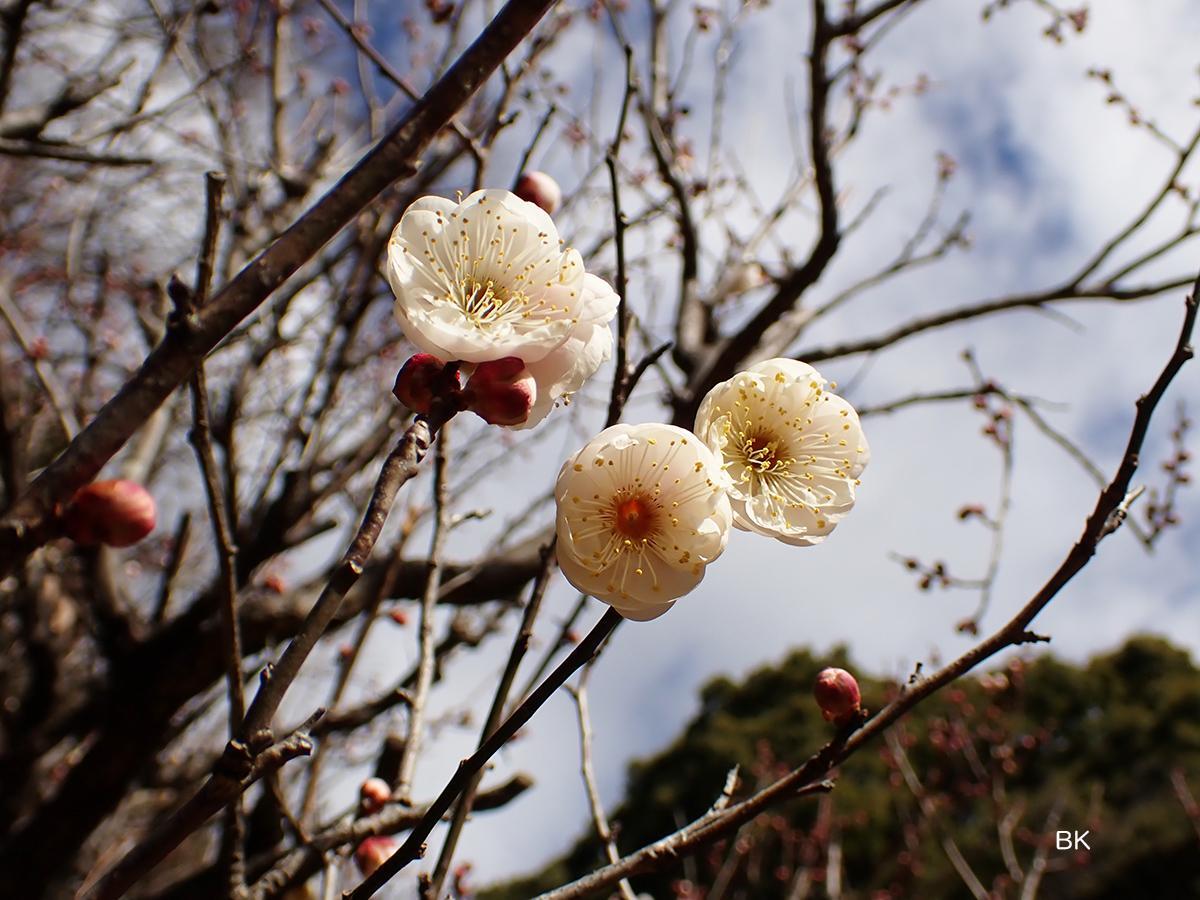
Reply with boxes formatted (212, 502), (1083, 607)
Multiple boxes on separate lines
(797, 275), (1194, 364)
(535, 279), (1197, 900)
(345, 608), (623, 898)
(0, 0), (560, 571)
(678, 0), (840, 422)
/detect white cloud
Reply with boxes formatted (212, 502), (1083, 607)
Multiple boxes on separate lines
(411, 0), (1200, 887)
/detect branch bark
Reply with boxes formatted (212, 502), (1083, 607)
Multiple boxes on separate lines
(0, 0), (559, 572)
(536, 281), (1197, 899)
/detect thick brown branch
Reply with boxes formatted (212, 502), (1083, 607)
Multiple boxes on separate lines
(82, 726), (319, 900)
(537, 282), (1197, 899)
(346, 608), (623, 898)
(0, 0), (558, 570)
(678, 0), (840, 423)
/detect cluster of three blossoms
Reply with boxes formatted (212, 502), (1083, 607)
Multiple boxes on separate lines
(387, 187), (869, 622)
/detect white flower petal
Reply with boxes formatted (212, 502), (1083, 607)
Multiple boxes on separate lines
(554, 423), (731, 620)
(746, 357), (820, 385)
(386, 190), (619, 426)
(579, 273), (620, 322)
(517, 321), (614, 429)
(694, 358), (869, 545)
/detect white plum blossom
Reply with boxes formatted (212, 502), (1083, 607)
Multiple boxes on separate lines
(386, 189), (618, 428)
(555, 423), (732, 621)
(694, 358), (869, 546)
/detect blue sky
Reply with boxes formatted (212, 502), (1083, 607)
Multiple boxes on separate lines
(31, 1), (1199, 894)
(268, 0), (1200, 893)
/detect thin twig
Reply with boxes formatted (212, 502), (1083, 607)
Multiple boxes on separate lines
(1019, 798), (1064, 900)
(510, 103), (558, 188)
(569, 664), (637, 900)
(313, 0), (480, 156)
(183, 172), (249, 898)
(513, 592), (589, 704)
(0, 283), (81, 440)
(534, 283), (1198, 899)
(395, 424), (454, 803)
(1170, 769), (1200, 845)
(604, 43), (636, 427)
(886, 729), (989, 899)
(424, 542), (560, 898)
(344, 608), (623, 898)
(299, 546), (415, 821)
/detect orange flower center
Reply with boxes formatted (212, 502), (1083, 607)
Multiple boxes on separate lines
(612, 495), (657, 541)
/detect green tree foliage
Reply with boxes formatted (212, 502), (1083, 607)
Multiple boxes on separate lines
(484, 637), (1200, 899)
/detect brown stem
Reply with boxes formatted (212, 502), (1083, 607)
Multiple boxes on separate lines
(241, 409), (450, 739)
(0, 0), (558, 572)
(535, 282), (1198, 899)
(423, 542), (559, 898)
(345, 608), (623, 898)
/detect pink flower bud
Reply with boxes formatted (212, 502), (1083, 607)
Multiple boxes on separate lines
(814, 667), (861, 724)
(464, 357), (536, 426)
(62, 480), (156, 547)
(359, 777), (391, 813)
(393, 353), (457, 415)
(515, 171), (562, 215)
(354, 835), (397, 877)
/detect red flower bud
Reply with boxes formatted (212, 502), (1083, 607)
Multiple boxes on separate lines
(354, 835), (397, 877)
(388, 608), (409, 626)
(359, 777), (391, 813)
(62, 480), (156, 547)
(515, 171), (562, 215)
(393, 353), (457, 415)
(814, 667), (861, 724)
(464, 357), (536, 426)
(28, 336), (49, 360)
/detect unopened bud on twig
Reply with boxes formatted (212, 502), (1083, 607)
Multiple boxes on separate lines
(62, 480), (157, 547)
(727, 261), (767, 294)
(464, 357), (536, 426)
(359, 777), (391, 813)
(814, 667), (861, 724)
(393, 353), (459, 415)
(354, 836), (398, 877)
(515, 171), (562, 214)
